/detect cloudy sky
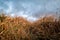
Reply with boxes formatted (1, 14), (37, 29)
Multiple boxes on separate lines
(0, 0), (60, 21)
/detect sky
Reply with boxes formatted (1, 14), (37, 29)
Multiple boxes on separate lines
(0, 0), (60, 21)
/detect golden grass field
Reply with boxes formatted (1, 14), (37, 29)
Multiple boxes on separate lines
(0, 14), (60, 40)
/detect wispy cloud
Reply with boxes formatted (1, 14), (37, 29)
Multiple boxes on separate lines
(0, 0), (60, 21)
(5, 2), (13, 13)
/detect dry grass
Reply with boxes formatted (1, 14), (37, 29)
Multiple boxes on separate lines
(0, 14), (60, 40)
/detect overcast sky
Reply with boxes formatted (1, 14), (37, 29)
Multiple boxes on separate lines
(0, 0), (60, 21)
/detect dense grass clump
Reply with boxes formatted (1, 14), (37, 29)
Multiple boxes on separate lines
(0, 14), (60, 40)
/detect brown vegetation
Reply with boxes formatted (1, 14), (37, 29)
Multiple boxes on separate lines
(0, 14), (60, 40)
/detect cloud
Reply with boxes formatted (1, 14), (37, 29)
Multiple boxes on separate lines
(16, 11), (28, 17)
(45, 0), (60, 12)
(4, 1), (13, 13)
(27, 16), (37, 21)
(0, 0), (60, 21)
